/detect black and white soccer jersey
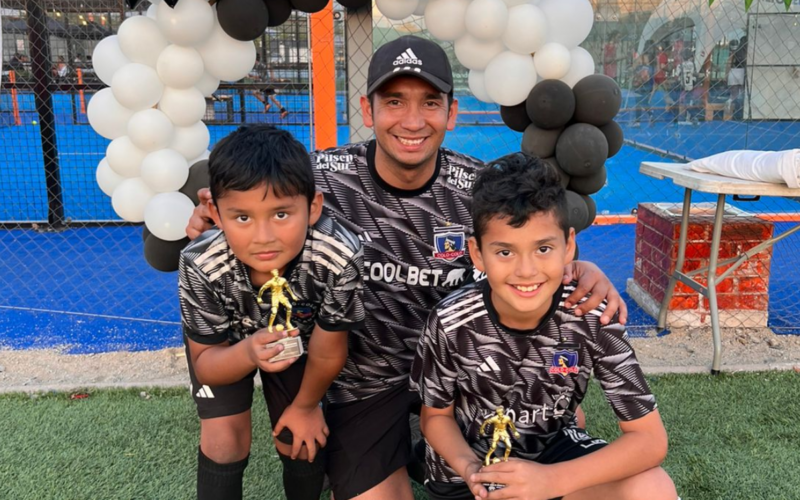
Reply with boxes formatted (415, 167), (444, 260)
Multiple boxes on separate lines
(410, 280), (656, 484)
(312, 140), (484, 403)
(179, 213), (365, 349)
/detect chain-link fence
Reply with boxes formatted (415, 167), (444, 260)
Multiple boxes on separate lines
(2, 0), (800, 354)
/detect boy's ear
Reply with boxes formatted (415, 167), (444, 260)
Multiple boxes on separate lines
(208, 198), (222, 228)
(308, 191), (323, 226)
(467, 236), (485, 273)
(564, 228), (576, 266)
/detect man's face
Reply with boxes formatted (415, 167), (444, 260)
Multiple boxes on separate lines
(209, 183), (322, 285)
(469, 212), (575, 331)
(361, 76), (458, 172)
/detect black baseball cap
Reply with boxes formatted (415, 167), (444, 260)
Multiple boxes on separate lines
(367, 35), (453, 96)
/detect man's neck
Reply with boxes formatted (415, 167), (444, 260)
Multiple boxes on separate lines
(373, 146), (438, 192)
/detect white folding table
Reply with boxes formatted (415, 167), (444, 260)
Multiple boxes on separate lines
(639, 162), (800, 373)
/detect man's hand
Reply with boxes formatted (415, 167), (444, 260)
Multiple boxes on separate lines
(185, 188), (214, 240)
(462, 460), (489, 500)
(469, 459), (555, 500)
(562, 261), (627, 325)
(272, 403), (329, 462)
(245, 328), (299, 373)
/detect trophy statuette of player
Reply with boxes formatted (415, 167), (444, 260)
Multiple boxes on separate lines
(479, 406), (520, 491)
(256, 269), (303, 362)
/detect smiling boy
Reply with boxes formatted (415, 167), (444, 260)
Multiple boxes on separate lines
(179, 124), (363, 500)
(411, 153), (677, 500)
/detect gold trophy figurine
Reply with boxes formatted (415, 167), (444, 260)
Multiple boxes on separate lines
(479, 406), (520, 466)
(257, 269), (299, 333)
(255, 269), (303, 362)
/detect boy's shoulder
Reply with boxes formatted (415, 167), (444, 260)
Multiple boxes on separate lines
(308, 213), (362, 260)
(432, 280), (484, 318)
(180, 228), (232, 276)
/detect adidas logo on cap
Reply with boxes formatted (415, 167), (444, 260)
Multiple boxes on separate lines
(393, 48), (422, 67)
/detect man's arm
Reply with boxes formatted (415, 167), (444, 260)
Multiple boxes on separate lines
(272, 325), (347, 461)
(562, 260), (628, 325)
(470, 410), (668, 500)
(421, 404), (489, 499)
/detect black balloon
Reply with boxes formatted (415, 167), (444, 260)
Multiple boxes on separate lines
(179, 159), (210, 206)
(125, 0), (143, 9)
(568, 165), (607, 195)
(337, 0), (370, 8)
(565, 190), (589, 233)
(500, 102), (531, 132)
(555, 124), (608, 178)
(573, 75), (622, 127)
(542, 157), (570, 188)
(291, 0), (329, 13)
(217, 0), (270, 41)
(522, 124), (563, 159)
(267, 0), (294, 26)
(144, 235), (190, 273)
(599, 120), (623, 158)
(526, 80), (575, 130)
(581, 194), (597, 227)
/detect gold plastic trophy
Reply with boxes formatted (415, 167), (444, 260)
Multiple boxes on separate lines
(256, 269), (299, 332)
(479, 406), (520, 466)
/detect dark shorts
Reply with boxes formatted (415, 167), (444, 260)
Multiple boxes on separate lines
(325, 382), (421, 500)
(425, 427), (607, 500)
(262, 88), (277, 96)
(184, 337), (308, 445)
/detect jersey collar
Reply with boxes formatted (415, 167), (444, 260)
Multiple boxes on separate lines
(365, 140), (443, 198)
(482, 279), (564, 337)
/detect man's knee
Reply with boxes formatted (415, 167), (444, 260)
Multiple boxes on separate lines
(199, 412), (252, 463)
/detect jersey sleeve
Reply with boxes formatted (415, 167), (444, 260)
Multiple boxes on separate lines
(589, 320), (657, 421)
(410, 310), (459, 409)
(178, 253), (230, 345)
(316, 245), (365, 332)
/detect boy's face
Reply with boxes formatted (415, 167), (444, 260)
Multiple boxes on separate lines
(361, 76), (458, 172)
(469, 211), (575, 331)
(209, 183), (323, 285)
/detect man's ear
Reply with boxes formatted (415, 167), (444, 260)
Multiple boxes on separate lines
(308, 191), (323, 226)
(467, 236), (485, 273)
(446, 97), (459, 132)
(361, 95), (374, 129)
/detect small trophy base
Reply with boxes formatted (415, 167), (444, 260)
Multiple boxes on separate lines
(266, 331), (303, 362)
(484, 482), (506, 493)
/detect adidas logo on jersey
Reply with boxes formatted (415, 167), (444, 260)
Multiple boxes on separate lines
(194, 385), (215, 399)
(393, 49), (422, 66)
(478, 356), (501, 373)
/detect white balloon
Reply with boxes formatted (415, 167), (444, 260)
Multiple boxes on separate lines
(484, 51), (537, 106)
(111, 63), (164, 111)
(148, 0), (162, 4)
(144, 192), (195, 241)
(112, 177), (156, 222)
(376, 0), (419, 20)
(424, 0), (469, 42)
(140, 149), (190, 193)
(195, 71), (221, 97)
(157, 45), (205, 89)
(538, 0), (593, 48)
(170, 121), (210, 160)
(560, 46), (595, 87)
(465, 0), (508, 41)
(92, 36), (130, 86)
(503, 0), (530, 5)
(146, 3), (158, 19)
(503, 4), (548, 54)
(197, 22), (257, 82)
(413, 0), (429, 16)
(156, 0), (215, 47)
(454, 35), (504, 71)
(107, 136), (148, 178)
(158, 87), (207, 127)
(87, 88), (136, 140)
(468, 70), (493, 103)
(533, 42), (571, 79)
(96, 158), (125, 197)
(128, 109), (175, 152)
(189, 149), (211, 165)
(117, 15), (169, 68)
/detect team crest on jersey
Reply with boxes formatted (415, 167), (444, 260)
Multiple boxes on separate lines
(433, 225), (466, 262)
(549, 350), (579, 377)
(291, 301), (317, 326)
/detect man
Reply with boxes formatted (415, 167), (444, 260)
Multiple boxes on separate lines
(187, 36), (626, 500)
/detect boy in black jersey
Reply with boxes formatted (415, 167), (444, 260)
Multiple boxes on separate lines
(411, 153), (677, 500)
(179, 124), (364, 500)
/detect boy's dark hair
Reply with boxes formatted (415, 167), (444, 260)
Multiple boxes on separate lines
(208, 124), (315, 205)
(471, 152), (570, 247)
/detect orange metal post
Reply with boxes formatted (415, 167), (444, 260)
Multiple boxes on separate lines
(9, 71), (21, 126)
(77, 68), (86, 114)
(310, 3), (337, 150)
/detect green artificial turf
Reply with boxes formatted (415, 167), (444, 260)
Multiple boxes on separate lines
(1, 371), (799, 499)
